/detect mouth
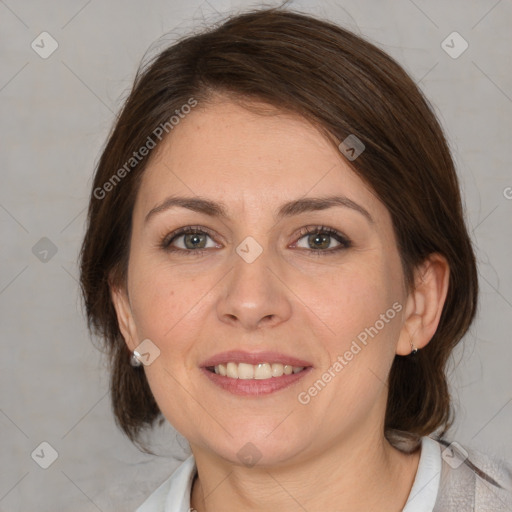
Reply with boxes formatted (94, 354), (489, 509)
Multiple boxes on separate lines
(200, 351), (313, 396)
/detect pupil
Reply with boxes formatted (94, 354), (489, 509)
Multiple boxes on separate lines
(185, 233), (205, 249)
(310, 233), (329, 249)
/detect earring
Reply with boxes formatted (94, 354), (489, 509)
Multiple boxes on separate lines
(130, 350), (142, 367)
(410, 341), (419, 356)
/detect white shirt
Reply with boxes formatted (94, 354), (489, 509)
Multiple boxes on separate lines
(136, 436), (442, 512)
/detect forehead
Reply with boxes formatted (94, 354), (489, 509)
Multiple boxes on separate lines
(134, 99), (381, 220)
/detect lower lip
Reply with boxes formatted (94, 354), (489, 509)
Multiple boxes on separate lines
(200, 367), (312, 396)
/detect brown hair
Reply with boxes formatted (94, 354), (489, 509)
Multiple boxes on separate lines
(79, 7), (478, 451)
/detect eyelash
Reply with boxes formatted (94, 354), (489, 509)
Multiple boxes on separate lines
(159, 225), (352, 257)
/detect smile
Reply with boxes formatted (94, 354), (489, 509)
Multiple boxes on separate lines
(200, 350), (312, 396)
(208, 362), (305, 379)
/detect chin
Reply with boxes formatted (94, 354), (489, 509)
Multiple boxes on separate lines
(203, 427), (312, 468)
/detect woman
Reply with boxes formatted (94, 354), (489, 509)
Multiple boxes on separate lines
(79, 7), (512, 511)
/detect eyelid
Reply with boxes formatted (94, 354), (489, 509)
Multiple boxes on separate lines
(291, 225), (351, 251)
(161, 225), (220, 247)
(158, 228), (218, 259)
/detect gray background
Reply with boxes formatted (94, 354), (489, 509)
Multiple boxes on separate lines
(1, 0), (511, 510)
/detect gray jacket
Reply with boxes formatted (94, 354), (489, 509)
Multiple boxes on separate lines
(432, 438), (512, 511)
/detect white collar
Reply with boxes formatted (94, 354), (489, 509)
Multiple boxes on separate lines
(403, 436), (442, 512)
(136, 455), (196, 512)
(137, 436), (441, 511)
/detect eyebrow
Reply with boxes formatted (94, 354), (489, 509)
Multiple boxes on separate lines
(144, 195), (374, 225)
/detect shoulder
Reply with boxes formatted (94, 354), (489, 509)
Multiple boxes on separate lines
(432, 438), (512, 511)
(389, 431), (512, 511)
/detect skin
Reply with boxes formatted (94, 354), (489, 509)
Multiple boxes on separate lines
(111, 97), (450, 511)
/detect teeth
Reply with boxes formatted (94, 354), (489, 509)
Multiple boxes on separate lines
(213, 362), (305, 379)
(271, 363), (284, 377)
(238, 362), (254, 380)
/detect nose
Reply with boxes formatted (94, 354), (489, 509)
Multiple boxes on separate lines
(216, 245), (293, 331)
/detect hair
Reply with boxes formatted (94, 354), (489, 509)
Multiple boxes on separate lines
(79, 6), (478, 452)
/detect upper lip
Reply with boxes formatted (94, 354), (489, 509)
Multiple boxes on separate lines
(200, 350), (313, 368)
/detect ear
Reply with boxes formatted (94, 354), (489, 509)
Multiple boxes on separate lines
(396, 253), (450, 356)
(109, 278), (139, 352)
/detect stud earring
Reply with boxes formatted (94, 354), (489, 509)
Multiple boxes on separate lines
(130, 350), (142, 367)
(410, 341), (419, 355)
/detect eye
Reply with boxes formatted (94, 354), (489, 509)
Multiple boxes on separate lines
(160, 226), (219, 254)
(159, 224), (351, 256)
(293, 225), (351, 254)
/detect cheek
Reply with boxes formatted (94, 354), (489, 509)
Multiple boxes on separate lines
(308, 258), (402, 349)
(127, 259), (211, 432)
(127, 254), (203, 355)
(299, 261), (403, 409)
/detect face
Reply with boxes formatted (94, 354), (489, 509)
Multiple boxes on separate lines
(113, 98), (413, 466)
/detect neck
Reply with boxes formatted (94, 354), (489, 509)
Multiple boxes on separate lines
(190, 428), (420, 512)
